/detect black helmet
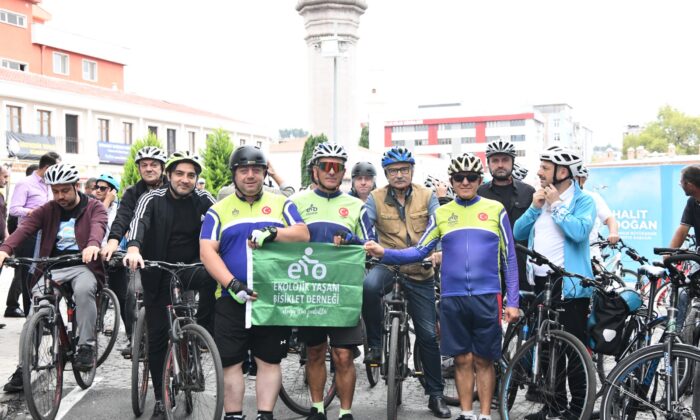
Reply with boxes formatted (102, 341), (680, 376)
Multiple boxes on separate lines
(351, 161), (377, 179)
(229, 145), (268, 171)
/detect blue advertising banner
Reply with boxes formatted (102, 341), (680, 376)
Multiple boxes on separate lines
(6, 132), (56, 159)
(588, 164), (687, 262)
(97, 141), (131, 164)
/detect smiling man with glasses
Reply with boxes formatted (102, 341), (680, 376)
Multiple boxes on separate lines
(362, 146), (451, 418)
(365, 153), (520, 420)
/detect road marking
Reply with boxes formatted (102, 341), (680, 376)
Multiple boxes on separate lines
(56, 377), (102, 420)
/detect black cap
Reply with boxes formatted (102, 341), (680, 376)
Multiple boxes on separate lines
(229, 145), (268, 170)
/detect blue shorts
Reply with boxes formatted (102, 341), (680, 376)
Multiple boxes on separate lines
(440, 294), (502, 361)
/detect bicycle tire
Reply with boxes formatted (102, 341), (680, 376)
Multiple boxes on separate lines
(73, 308), (97, 390)
(600, 343), (700, 419)
(278, 339), (336, 416)
(621, 269), (640, 287)
(96, 288), (121, 366)
(387, 316), (401, 420)
(499, 329), (596, 420)
(22, 307), (64, 420)
(362, 318), (380, 388)
(162, 323), (224, 420)
(131, 307), (149, 417)
(413, 341), (459, 406)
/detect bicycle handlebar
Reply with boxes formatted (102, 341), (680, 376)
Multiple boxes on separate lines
(365, 256), (433, 270)
(4, 253), (83, 268)
(516, 244), (599, 287)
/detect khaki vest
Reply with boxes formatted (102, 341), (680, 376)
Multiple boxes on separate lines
(372, 183), (435, 281)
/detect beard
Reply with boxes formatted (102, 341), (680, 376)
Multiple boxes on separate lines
(491, 169), (512, 181)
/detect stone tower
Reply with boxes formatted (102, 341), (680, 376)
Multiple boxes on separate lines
(296, 0), (367, 151)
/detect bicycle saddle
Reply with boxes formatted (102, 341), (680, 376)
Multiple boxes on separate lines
(638, 264), (665, 278)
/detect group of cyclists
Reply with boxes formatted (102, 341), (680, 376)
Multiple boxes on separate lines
(2, 137), (699, 420)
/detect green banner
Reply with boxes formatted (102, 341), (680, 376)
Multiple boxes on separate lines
(246, 242), (365, 328)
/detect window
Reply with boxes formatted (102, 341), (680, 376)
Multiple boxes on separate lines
(82, 60), (97, 81)
(510, 119), (526, 127)
(438, 123), (462, 131)
(98, 118), (109, 142)
(65, 114), (79, 154)
(437, 138), (452, 145)
(511, 134), (526, 142)
(461, 122), (476, 129)
(553, 119), (560, 128)
(188, 131), (196, 153)
(6, 105), (21, 132)
(391, 140), (406, 146)
(123, 122), (133, 144)
(256, 141), (262, 148)
(0, 9), (27, 27)
(414, 139), (427, 146)
(148, 125), (158, 137)
(52, 52), (69, 75)
(167, 129), (176, 154)
(486, 136), (501, 142)
(515, 150), (526, 157)
(554, 133), (561, 142)
(414, 125), (428, 132)
(460, 137), (476, 144)
(240, 139), (246, 146)
(1, 58), (26, 71)
(486, 120), (509, 128)
(37, 110), (51, 136)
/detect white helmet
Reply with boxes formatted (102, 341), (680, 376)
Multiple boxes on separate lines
(424, 175), (454, 198)
(486, 138), (516, 159)
(135, 146), (167, 164)
(512, 164), (528, 181)
(44, 163), (80, 185)
(448, 153), (484, 176)
(540, 147), (584, 177)
(311, 142), (348, 164)
(578, 165), (589, 179)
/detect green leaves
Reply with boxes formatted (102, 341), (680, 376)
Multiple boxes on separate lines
(359, 125), (369, 148)
(200, 129), (235, 196)
(623, 105), (700, 158)
(300, 133), (328, 188)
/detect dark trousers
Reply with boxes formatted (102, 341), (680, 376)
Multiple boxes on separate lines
(5, 234), (37, 315)
(534, 275), (590, 414)
(144, 266), (216, 400)
(107, 265), (133, 339)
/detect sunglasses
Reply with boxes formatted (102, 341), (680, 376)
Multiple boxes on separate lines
(451, 173), (481, 183)
(317, 162), (345, 173)
(96, 185), (111, 192)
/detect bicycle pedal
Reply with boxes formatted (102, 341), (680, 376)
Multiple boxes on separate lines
(413, 370), (424, 376)
(368, 362), (380, 367)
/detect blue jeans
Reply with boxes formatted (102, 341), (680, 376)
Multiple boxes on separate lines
(363, 265), (444, 396)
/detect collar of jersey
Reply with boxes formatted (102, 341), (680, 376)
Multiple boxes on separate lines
(313, 188), (343, 199)
(235, 190), (263, 203)
(455, 195), (481, 207)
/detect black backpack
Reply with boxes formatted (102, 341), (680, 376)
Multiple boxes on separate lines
(587, 290), (632, 355)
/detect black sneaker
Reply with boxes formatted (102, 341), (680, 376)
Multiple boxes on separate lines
(363, 347), (381, 365)
(73, 345), (95, 372)
(339, 414), (354, 420)
(120, 343), (132, 359)
(256, 413), (274, 420)
(151, 400), (166, 420)
(2, 367), (22, 393)
(306, 407), (327, 420)
(524, 408), (564, 420)
(427, 396), (451, 418)
(4, 307), (25, 318)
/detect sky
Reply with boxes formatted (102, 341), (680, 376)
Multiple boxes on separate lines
(40, 0), (700, 147)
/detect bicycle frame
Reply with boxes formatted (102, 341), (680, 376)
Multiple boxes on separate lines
(380, 268), (410, 378)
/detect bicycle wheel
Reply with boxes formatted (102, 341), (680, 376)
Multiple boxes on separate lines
(279, 336), (336, 416)
(386, 316), (402, 420)
(22, 307), (64, 420)
(162, 323), (223, 420)
(621, 269), (640, 287)
(131, 307), (149, 416)
(73, 307), (97, 390)
(362, 318), (380, 388)
(96, 288), (121, 366)
(499, 329), (596, 420)
(414, 341), (459, 406)
(601, 343), (700, 419)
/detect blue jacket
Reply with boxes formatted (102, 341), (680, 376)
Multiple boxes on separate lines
(513, 182), (596, 298)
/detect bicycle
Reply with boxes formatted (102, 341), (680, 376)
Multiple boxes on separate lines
(142, 260), (224, 420)
(7, 254), (120, 420)
(278, 328), (337, 416)
(599, 247), (700, 419)
(498, 245), (596, 420)
(591, 236), (641, 287)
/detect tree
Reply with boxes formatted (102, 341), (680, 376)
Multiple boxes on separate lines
(121, 133), (163, 193)
(359, 125), (369, 148)
(300, 133), (328, 188)
(623, 106), (700, 158)
(200, 128), (235, 195)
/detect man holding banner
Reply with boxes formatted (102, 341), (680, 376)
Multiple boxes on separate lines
(200, 145), (310, 420)
(289, 142), (373, 420)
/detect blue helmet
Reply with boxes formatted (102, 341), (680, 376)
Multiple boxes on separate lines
(381, 147), (415, 168)
(97, 173), (120, 193)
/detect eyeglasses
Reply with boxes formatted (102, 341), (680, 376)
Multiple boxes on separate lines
(451, 173), (481, 183)
(317, 162), (345, 173)
(386, 166), (411, 176)
(96, 186), (111, 192)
